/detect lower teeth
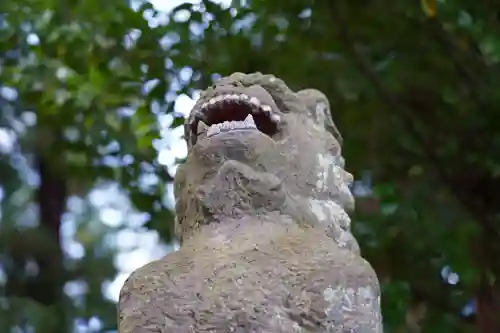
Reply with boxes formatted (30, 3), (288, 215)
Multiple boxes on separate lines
(206, 120), (256, 137)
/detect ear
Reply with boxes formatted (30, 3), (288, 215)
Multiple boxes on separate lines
(296, 89), (329, 125)
(296, 89), (343, 145)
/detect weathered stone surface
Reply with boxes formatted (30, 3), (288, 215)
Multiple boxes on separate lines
(118, 73), (384, 332)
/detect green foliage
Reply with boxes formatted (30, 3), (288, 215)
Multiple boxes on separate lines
(0, 0), (179, 331)
(1, 0), (500, 332)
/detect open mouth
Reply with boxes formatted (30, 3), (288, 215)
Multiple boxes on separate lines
(189, 93), (280, 145)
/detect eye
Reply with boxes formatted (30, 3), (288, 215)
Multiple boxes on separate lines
(310, 101), (328, 126)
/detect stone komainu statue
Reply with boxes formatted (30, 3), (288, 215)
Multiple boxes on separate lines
(118, 73), (384, 332)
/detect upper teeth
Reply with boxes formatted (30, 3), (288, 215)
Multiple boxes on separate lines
(200, 93), (269, 112)
(261, 105), (272, 113)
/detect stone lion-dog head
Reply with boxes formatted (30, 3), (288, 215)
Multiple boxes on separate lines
(174, 72), (358, 252)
